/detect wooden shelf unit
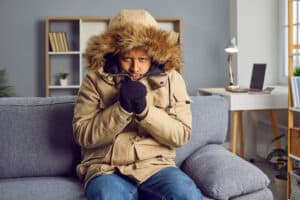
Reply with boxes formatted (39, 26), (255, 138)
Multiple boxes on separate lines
(287, 0), (300, 199)
(45, 16), (182, 97)
(45, 17), (110, 96)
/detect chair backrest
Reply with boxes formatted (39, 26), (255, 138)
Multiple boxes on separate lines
(175, 95), (229, 167)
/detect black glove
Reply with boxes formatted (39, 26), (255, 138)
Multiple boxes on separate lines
(132, 95), (147, 114)
(119, 78), (147, 114)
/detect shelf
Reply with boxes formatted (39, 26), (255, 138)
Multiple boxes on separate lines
(49, 85), (80, 89)
(289, 52), (300, 56)
(49, 51), (80, 55)
(288, 1), (300, 199)
(289, 154), (300, 161)
(289, 107), (300, 112)
(290, 127), (300, 131)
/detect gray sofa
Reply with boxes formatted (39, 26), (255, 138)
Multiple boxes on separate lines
(0, 95), (273, 200)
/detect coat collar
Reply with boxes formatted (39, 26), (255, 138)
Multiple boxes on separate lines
(146, 73), (168, 89)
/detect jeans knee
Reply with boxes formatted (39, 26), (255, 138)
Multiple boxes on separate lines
(86, 189), (109, 200)
(86, 187), (138, 200)
(85, 174), (138, 200)
(187, 185), (203, 200)
(165, 186), (202, 200)
(166, 174), (202, 200)
(140, 167), (202, 200)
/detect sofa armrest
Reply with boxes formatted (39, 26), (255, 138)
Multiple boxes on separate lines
(182, 144), (270, 200)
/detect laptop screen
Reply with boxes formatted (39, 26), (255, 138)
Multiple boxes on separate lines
(249, 64), (266, 90)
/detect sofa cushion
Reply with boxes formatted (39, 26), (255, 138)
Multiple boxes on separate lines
(0, 177), (85, 200)
(231, 188), (273, 200)
(175, 95), (228, 167)
(182, 144), (270, 200)
(0, 96), (80, 178)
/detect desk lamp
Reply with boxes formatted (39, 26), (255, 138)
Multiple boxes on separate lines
(224, 37), (239, 90)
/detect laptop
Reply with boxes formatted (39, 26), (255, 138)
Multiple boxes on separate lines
(226, 63), (267, 93)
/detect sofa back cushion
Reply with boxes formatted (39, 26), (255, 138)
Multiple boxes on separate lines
(175, 95), (229, 166)
(0, 95), (228, 178)
(0, 96), (80, 178)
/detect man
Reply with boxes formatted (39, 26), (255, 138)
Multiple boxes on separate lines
(73, 9), (202, 200)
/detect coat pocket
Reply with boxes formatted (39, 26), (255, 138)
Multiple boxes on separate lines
(151, 93), (177, 115)
(152, 95), (169, 109)
(134, 138), (175, 161)
(76, 145), (111, 180)
(81, 145), (111, 163)
(173, 92), (191, 115)
(134, 157), (175, 169)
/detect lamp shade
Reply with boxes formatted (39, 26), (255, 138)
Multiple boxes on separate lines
(224, 37), (239, 53)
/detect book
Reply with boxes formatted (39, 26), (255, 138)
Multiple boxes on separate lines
(63, 32), (69, 51)
(296, 77), (300, 108)
(48, 32), (56, 51)
(290, 76), (300, 108)
(60, 32), (67, 51)
(291, 77), (299, 107)
(57, 32), (64, 51)
(52, 32), (60, 52)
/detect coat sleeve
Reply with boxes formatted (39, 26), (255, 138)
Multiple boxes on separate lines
(136, 71), (192, 148)
(72, 72), (132, 149)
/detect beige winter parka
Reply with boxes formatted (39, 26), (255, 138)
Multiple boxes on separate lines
(72, 10), (192, 188)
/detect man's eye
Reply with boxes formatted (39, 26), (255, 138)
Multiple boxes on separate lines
(139, 58), (149, 62)
(122, 57), (132, 62)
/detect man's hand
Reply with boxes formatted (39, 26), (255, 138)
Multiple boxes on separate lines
(119, 78), (147, 114)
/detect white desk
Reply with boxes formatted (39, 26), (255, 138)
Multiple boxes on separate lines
(198, 86), (288, 157)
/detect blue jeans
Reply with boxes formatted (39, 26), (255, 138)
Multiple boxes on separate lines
(85, 167), (202, 200)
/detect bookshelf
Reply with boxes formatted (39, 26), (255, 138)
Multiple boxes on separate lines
(45, 17), (109, 96)
(45, 16), (182, 96)
(287, 0), (300, 199)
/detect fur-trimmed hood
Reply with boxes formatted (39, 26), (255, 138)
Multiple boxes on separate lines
(85, 23), (182, 73)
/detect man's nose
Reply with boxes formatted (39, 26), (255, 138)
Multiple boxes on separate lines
(130, 60), (139, 73)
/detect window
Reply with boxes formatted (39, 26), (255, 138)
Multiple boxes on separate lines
(282, 0), (300, 83)
(279, 0), (288, 83)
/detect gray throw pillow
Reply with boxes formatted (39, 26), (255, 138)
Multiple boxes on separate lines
(182, 144), (270, 200)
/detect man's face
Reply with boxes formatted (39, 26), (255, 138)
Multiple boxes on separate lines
(118, 48), (151, 81)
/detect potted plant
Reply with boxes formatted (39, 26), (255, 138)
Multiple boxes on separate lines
(59, 73), (69, 86)
(266, 134), (287, 185)
(294, 66), (300, 76)
(0, 69), (15, 97)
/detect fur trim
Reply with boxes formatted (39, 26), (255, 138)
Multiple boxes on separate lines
(108, 9), (160, 30)
(85, 24), (182, 72)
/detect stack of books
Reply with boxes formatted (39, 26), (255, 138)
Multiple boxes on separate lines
(48, 32), (69, 52)
(291, 77), (300, 108)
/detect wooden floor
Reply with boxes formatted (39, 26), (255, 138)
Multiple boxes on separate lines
(252, 157), (286, 200)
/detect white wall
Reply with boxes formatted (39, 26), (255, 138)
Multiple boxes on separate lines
(237, 0), (279, 87)
(230, 0), (287, 158)
(0, 0), (230, 96)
